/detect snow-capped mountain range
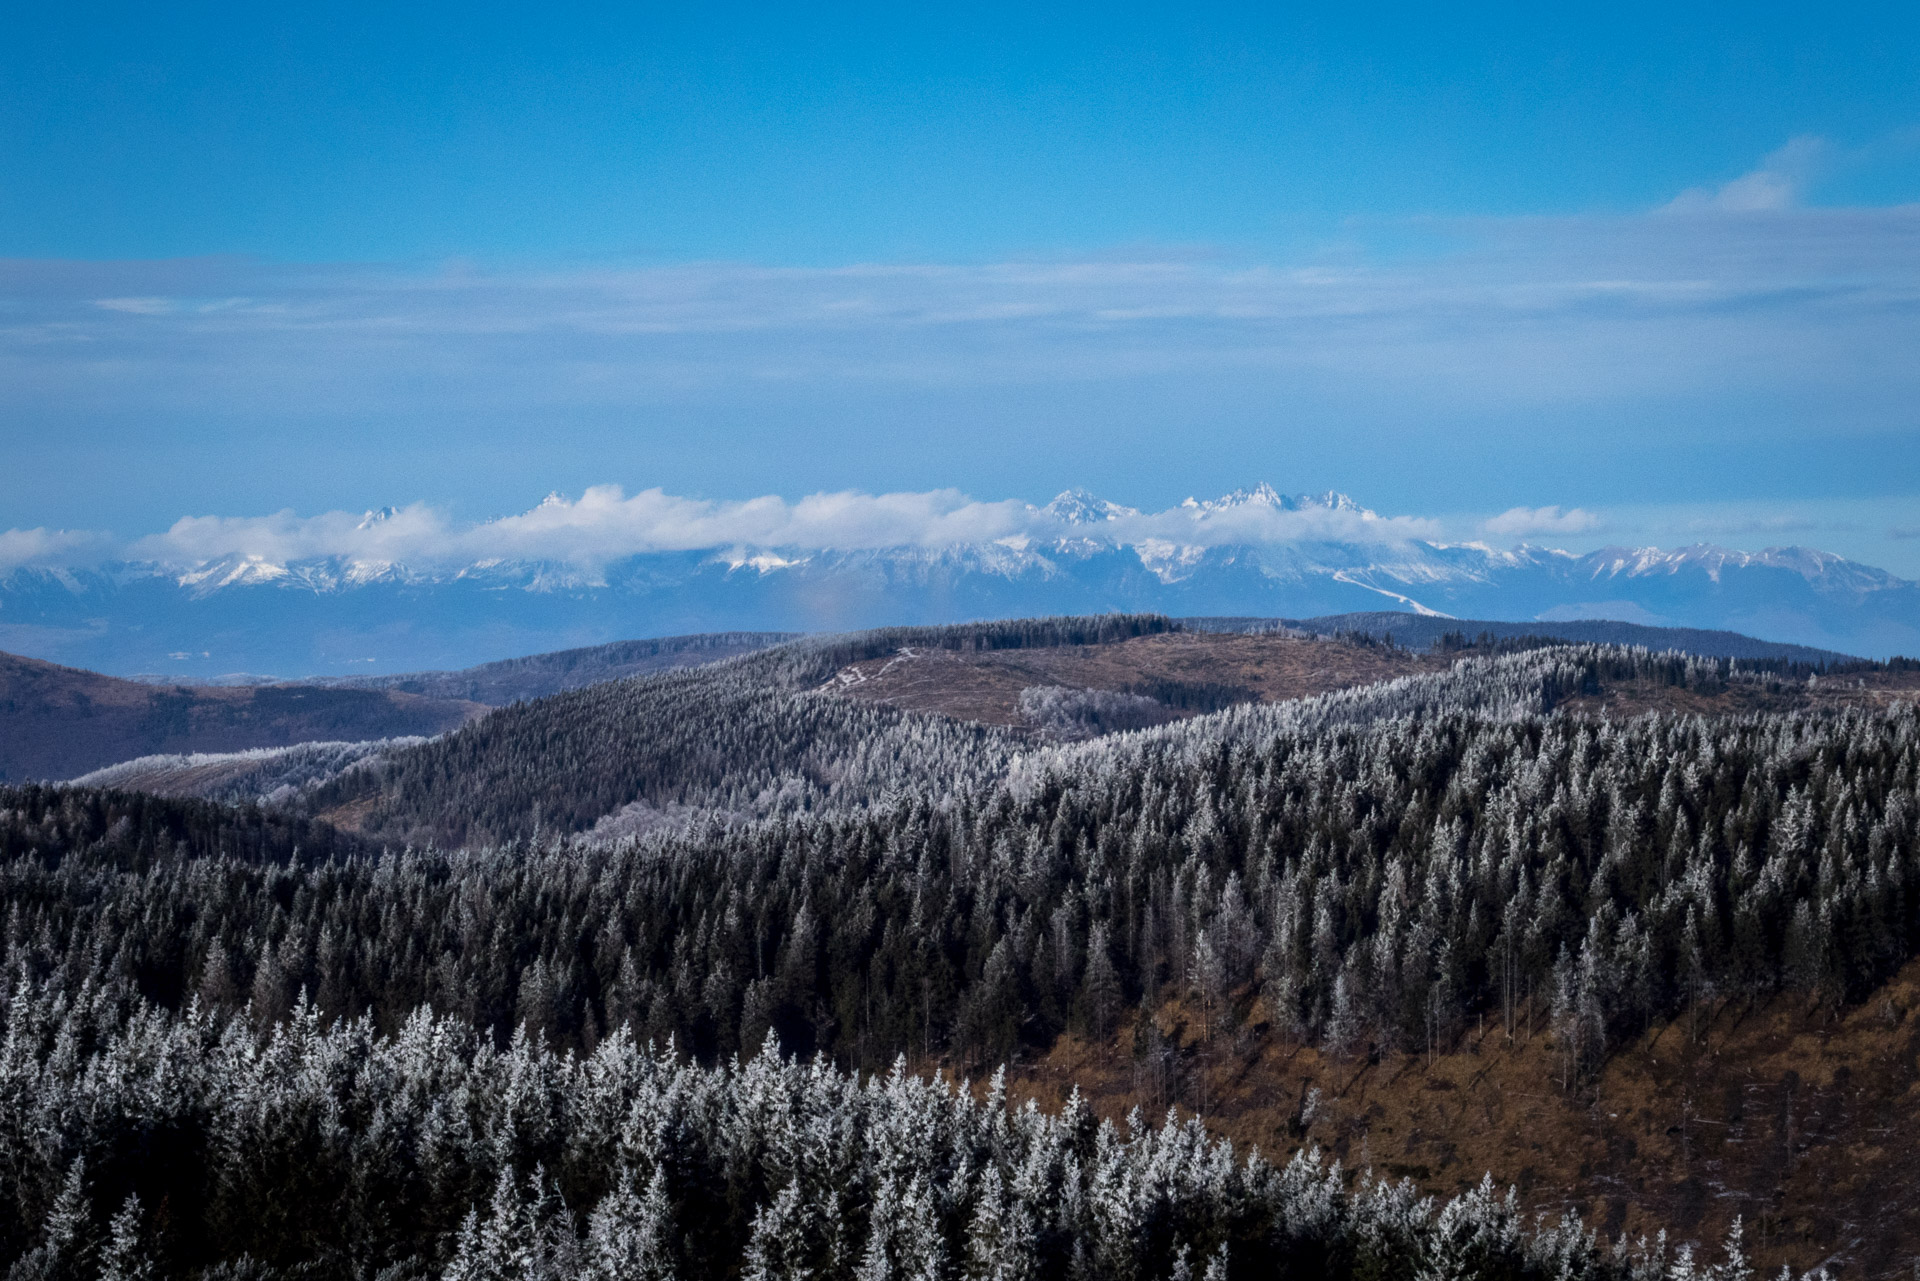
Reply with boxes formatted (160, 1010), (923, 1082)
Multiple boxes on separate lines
(4, 487), (1916, 675)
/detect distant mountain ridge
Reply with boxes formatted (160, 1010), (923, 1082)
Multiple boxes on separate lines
(1192, 612), (1862, 664)
(3, 486), (1916, 674)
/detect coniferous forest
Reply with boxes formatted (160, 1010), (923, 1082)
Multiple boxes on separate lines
(2, 618), (1915, 1279)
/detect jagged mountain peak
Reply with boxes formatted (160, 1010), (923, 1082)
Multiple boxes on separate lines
(1042, 489), (1138, 524)
(1299, 488), (1365, 513)
(1212, 481), (1287, 509)
(1181, 484), (1367, 516)
(175, 553), (292, 595)
(1568, 543), (1904, 591)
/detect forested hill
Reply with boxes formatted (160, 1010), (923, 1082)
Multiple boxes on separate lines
(29, 649), (1918, 1073)
(309, 615), (1919, 848)
(6, 617), (1920, 1277)
(1192, 612), (1863, 664)
(2, 662), (1916, 1273)
(0, 782), (362, 871)
(308, 629), (801, 705)
(308, 614), (1177, 846)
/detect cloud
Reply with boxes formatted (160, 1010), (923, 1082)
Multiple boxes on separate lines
(132, 487), (1044, 567)
(1664, 136), (1831, 213)
(15, 487), (1920, 579)
(0, 526), (118, 570)
(92, 297), (176, 315)
(7, 484), (1447, 571)
(6, 191), (1920, 432)
(1482, 506), (1602, 537)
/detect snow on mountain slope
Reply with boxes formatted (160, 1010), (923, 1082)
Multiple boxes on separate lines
(1042, 488), (1139, 525)
(2, 488), (1915, 674)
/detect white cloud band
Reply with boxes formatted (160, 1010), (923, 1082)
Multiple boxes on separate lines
(1483, 505), (1601, 537)
(8, 485), (1454, 573)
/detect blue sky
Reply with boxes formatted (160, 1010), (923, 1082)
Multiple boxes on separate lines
(2, 2), (1918, 572)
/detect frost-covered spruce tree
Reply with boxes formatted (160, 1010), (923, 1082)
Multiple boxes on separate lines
(583, 1168), (677, 1281)
(7, 1159), (94, 1281)
(95, 1196), (152, 1281)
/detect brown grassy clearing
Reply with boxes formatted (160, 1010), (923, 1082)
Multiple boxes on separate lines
(970, 961), (1920, 1279)
(818, 631), (1920, 733)
(821, 632), (1451, 729)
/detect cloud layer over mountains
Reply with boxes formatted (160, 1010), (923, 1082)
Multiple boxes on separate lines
(5, 483), (1918, 672)
(6, 486), (1450, 574)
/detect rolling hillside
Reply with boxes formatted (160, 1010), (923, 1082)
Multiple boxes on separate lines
(0, 649), (485, 781)
(8, 619), (1920, 1274)
(9, 615), (1920, 1276)
(310, 629), (800, 704)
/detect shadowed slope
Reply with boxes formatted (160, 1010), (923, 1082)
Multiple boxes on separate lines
(0, 650), (485, 782)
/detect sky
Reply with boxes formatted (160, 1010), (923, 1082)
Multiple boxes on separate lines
(2, 1), (1918, 573)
